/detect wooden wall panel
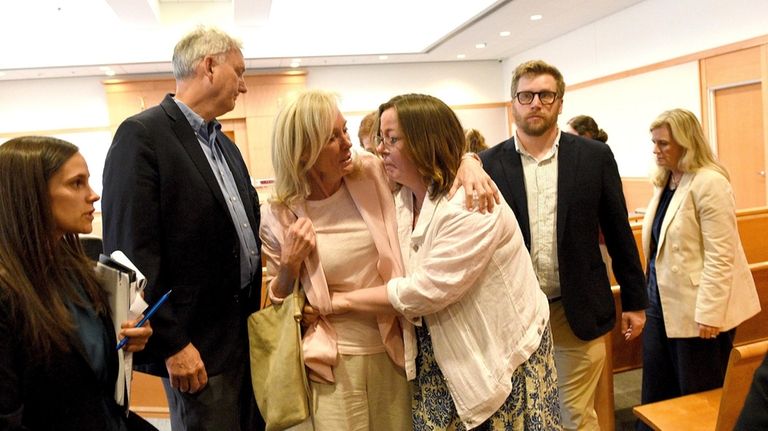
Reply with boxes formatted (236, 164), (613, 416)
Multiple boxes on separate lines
(103, 73), (307, 181)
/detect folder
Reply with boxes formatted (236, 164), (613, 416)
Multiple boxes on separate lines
(95, 251), (148, 411)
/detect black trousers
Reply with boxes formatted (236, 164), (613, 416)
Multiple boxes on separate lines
(636, 312), (733, 431)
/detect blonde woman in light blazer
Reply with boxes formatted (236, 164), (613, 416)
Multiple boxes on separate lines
(638, 109), (760, 424)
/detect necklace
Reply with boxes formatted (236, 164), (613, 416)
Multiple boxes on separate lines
(670, 172), (682, 189)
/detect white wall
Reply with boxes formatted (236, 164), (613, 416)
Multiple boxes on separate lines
(3, 0), (768, 183)
(306, 61), (508, 148)
(0, 77), (110, 133)
(0, 61), (507, 204)
(561, 62), (701, 177)
(501, 0), (768, 176)
(502, 0), (768, 87)
(0, 77), (113, 209)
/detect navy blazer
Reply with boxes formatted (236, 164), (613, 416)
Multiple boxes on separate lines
(0, 297), (156, 431)
(481, 132), (647, 340)
(102, 94), (261, 376)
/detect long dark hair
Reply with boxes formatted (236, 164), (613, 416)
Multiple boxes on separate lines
(0, 136), (108, 358)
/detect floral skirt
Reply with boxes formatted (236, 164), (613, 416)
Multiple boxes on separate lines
(412, 323), (561, 430)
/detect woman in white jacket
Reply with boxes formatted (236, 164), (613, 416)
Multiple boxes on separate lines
(638, 109), (760, 427)
(331, 94), (561, 430)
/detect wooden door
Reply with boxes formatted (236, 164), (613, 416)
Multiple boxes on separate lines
(700, 46), (768, 209)
(714, 83), (766, 208)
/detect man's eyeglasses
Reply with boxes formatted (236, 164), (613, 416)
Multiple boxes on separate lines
(374, 136), (402, 148)
(514, 91), (559, 105)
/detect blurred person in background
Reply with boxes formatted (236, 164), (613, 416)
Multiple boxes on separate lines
(358, 111), (378, 153)
(564, 115), (608, 143)
(465, 128), (489, 153)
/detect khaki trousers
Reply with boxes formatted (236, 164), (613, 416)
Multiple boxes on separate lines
(550, 301), (606, 431)
(292, 352), (412, 431)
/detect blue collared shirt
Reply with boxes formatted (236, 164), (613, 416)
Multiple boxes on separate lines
(174, 98), (260, 288)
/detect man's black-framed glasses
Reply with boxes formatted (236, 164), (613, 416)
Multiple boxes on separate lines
(514, 91), (559, 105)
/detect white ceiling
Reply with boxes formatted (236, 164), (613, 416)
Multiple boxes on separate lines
(0, 0), (645, 81)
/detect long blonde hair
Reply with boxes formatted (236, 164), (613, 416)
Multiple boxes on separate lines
(271, 90), (358, 205)
(649, 109), (729, 187)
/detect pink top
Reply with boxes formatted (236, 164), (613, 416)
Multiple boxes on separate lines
(259, 152), (407, 383)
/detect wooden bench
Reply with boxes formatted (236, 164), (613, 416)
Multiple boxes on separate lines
(633, 339), (768, 431)
(595, 262), (768, 430)
(130, 371), (169, 419)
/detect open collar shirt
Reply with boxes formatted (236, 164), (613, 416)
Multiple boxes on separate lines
(514, 130), (562, 300)
(174, 98), (259, 288)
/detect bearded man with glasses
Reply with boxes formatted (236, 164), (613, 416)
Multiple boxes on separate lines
(480, 60), (648, 431)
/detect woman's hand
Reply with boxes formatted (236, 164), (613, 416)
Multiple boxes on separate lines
(449, 155), (500, 213)
(274, 217), (316, 298)
(281, 217), (316, 276)
(330, 292), (351, 315)
(301, 304), (321, 328)
(119, 317), (152, 352)
(698, 323), (721, 339)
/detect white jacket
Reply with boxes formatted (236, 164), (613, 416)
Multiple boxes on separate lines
(642, 168), (760, 337)
(387, 187), (549, 429)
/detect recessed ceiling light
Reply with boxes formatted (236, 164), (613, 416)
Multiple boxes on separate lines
(475, 42), (487, 49)
(290, 61), (300, 68)
(499, 31), (511, 37)
(457, 54), (466, 59)
(104, 70), (116, 76)
(530, 14), (543, 21)
(379, 55), (389, 60)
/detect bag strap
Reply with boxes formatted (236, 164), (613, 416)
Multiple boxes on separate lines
(292, 277), (302, 321)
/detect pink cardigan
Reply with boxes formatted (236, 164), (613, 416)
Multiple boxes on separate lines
(259, 153), (407, 383)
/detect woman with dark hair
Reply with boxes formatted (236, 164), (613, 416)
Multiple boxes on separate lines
(564, 115), (608, 143)
(464, 128), (488, 153)
(331, 94), (561, 430)
(0, 136), (155, 431)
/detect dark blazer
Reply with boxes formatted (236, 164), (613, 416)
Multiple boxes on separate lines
(102, 94), (261, 376)
(0, 298), (156, 431)
(481, 132), (647, 340)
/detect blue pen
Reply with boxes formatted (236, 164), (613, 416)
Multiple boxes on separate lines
(116, 289), (172, 350)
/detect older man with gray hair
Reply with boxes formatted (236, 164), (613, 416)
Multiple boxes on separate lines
(102, 26), (264, 430)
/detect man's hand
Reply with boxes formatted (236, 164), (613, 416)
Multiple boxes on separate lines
(621, 310), (646, 341)
(448, 155), (500, 213)
(165, 343), (208, 394)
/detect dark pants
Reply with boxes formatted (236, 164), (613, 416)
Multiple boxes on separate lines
(735, 353), (768, 430)
(636, 313), (733, 431)
(162, 350), (264, 431)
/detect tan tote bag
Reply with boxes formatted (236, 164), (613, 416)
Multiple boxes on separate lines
(248, 279), (310, 430)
